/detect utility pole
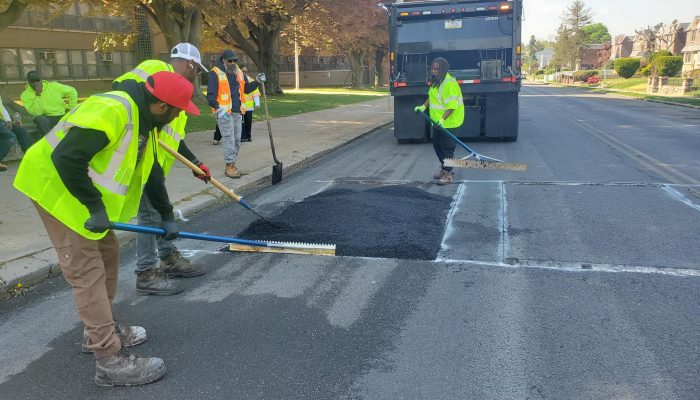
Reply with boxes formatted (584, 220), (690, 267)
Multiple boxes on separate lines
(294, 17), (300, 90)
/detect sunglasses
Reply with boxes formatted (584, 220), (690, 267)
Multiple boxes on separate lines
(225, 59), (237, 64)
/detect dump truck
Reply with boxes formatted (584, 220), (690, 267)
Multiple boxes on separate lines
(382, 0), (523, 143)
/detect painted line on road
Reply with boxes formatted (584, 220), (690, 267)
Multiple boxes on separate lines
(561, 111), (700, 188)
(434, 258), (700, 278)
(437, 183), (466, 259)
(318, 179), (700, 189)
(499, 181), (509, 263)
(662, 185), (700, 213)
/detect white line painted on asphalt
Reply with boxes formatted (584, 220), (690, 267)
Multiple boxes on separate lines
(499, 182), (509, 264)
(434, 258), (700, 278)
(436, 183), (466, 260)
(662, 185), (700, 213)
(317, 179), (700, 189)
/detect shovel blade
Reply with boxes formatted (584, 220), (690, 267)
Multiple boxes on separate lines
(272, 163), (283, 185)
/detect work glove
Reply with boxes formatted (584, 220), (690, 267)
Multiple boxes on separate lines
(413, 104), (426, 113)
(215, 107), (230, 121)
(84, 209), (110, 233)
(256, 73), (266, 83)
(161, 220), (179, 241)
(194, 162), (211, 183)
(254, 97), (260, 108)
(437, 118), (445, 127)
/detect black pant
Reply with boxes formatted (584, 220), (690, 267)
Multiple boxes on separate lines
(34, 115), (63, 136)
(241, 110), (253, 140)
(432, 126), (457, 171)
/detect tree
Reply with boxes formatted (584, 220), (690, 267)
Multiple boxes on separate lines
(582, 23), (610, 44)
(204, 0), (313, 95)
(554, 0), (593, 69)
(296, 0), (388, 88)
(0, 0), (72, 32)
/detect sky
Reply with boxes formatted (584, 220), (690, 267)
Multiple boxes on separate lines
(522, 0), (700, 42)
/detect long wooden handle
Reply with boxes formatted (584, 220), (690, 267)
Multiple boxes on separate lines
(158, 140), (242, 202)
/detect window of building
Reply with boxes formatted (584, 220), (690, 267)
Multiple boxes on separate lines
(38, 50), (57, 64)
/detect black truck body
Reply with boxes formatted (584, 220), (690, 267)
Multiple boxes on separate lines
(384, 0), (523, 142)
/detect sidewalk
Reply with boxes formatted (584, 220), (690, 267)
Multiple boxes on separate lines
(0, 96), (393, 289)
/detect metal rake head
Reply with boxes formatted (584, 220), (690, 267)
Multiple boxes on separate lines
(443, 157), (528, 171)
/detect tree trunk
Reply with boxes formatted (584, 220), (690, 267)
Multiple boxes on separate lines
(373, 47), (385, 87)
(258, 26), (284, 95)
(349, 50), (365, 88)
(0, 0), (27, 33)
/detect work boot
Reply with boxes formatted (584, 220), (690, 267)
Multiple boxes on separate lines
(436, 170), (454, 186)
(159, 248), (206, 278)
(82, 321), (147, 353)
(94, 351), (166, 386)
(0, 162), (7, 171)
(136, 269), (184, 296)
(433, 167), (446, 180)
(225, 163), (241, 178)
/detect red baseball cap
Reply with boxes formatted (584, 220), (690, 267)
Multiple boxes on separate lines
(145, 71), (200, 116)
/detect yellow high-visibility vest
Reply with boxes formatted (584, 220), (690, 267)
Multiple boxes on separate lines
(114, 59), (186, 176)
(14, 91), (155, 240)
(429, 73), (464, 129)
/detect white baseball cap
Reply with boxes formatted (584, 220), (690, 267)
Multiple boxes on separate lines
(170, 43), (208, 73)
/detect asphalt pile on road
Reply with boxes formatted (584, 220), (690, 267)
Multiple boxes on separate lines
(240, 185), (452, 259)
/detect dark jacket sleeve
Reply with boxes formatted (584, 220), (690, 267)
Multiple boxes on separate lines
(177, 140), (199, 165)
(206, 70), (220, 109)
(51, 128), (110, 214)
(243, 80), (259, 94)
(144, 161), (174, 221)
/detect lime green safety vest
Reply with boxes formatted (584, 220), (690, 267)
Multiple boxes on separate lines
(243, 74), (260, 111)
(428, 73), (464, 129)
(114, 60), (186, 176)
(14, 92), (155, 240)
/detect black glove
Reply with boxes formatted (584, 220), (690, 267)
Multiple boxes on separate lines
(161, 220), (179, 241)
(84, 209), (110, 233)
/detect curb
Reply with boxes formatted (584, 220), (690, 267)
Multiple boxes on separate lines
(0, 120), (392, 294)
(544, 83), (700, 110)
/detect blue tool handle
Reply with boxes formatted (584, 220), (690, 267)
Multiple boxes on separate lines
(415, 111), (478, 157)
(238, 198), (254, 211)
(110, 222), (269, 247)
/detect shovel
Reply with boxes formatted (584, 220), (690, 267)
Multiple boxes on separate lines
(259, 79), (283, 184)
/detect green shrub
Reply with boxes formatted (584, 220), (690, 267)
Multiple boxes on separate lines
(640, 64), (652, 77)
(653, 56), (683, 77)
(650, 50), (673, 64)
(572, 70), (599, 82)
(685, 69), (700, 79)
(614, 58), (641, 79)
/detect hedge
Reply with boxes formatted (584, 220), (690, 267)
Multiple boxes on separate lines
(653, 56), (683, 77)
(573, 70), (599, 82)
(649, 50), (673, 64)
(614, 58), (641, 79)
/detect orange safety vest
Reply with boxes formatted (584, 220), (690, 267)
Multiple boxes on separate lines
(210, 66), (246, 115)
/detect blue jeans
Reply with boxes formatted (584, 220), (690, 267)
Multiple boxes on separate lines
(0, 123), (32, 162)
(135, 194), (175, 273)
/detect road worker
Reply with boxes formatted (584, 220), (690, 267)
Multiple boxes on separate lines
(114, 42), (211, 295)
(414, 57), (465, 185)
(13, 71), (200, 386)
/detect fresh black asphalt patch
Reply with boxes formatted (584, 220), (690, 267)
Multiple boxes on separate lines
(240, 185), (453, 260)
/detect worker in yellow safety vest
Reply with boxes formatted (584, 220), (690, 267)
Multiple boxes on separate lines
(414, 57), (465, 185)
(239, 65), (260, 142)
(113, 43), (211, 296)
(13, 71), (200, 386)
(206, 49), (260, 178)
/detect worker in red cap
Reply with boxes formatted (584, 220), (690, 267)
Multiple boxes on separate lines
(14, 71), (199, 387)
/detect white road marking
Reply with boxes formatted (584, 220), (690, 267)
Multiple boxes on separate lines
(662, 185), (700, 213)
(437, 183), (465, 260)
(434, 258), (700, 278)
(500, 182), (509, 263)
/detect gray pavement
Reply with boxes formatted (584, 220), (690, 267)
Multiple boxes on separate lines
(0, 96), (393, 289)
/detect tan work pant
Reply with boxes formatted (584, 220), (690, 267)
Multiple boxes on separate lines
(35, 203), (121, 359)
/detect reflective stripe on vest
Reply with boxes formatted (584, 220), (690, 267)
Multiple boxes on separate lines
(44, 93), (135, 195)
(129, 68), (151, 81)
(161, 124), (182, 144)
